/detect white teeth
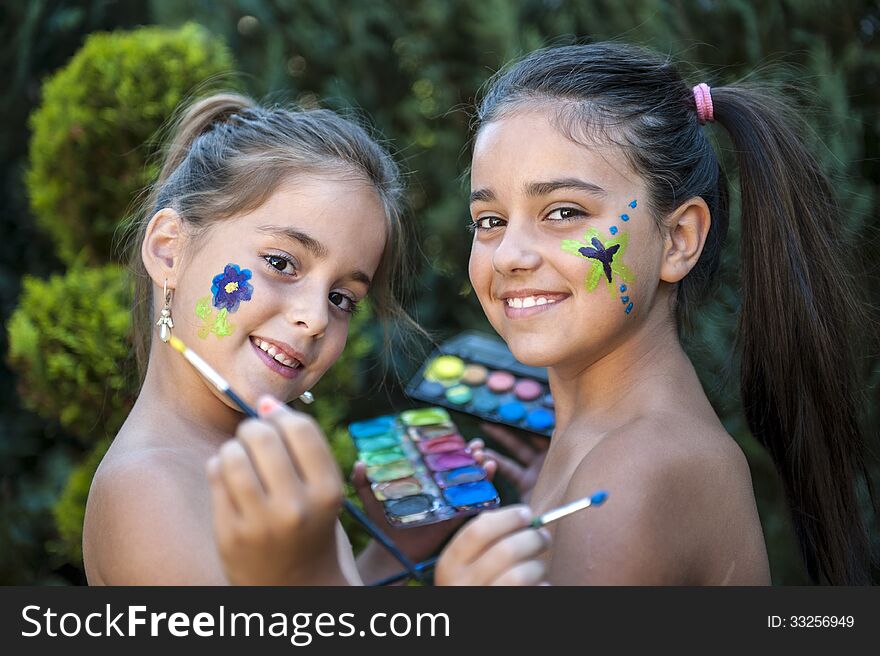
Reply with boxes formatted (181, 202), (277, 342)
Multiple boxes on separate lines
(506, 295), (559, 308)
(254, 337), (304, 369)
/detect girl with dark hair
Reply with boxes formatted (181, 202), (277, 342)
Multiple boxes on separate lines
(82, 93), (550, 586)
(466, 42), (877, 585)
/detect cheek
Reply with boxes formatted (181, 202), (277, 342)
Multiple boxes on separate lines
(312, 322), (348, 375)
(468, 243), (494, 294)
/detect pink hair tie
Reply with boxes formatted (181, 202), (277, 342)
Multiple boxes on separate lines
(692, 83), (714, 124)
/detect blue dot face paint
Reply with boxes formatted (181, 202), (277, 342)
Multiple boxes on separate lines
(195, 263), (254, 339)
(609, 225), (618, 235)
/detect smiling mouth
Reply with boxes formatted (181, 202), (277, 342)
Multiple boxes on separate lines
(250, 336), (303, 369)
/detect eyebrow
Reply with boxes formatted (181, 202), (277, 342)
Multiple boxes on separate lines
(470, 178), (607, 204)
(256, 224), (372, 287)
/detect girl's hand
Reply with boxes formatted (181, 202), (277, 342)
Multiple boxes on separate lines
(470, 423), (549, 503)
(207, 395), (347, 585)
(351, 461), (465, 564)
(435, 505), (551, 586)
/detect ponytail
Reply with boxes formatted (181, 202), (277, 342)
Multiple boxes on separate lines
(156, 93), (255, 187)
(711, 85), (877, 584)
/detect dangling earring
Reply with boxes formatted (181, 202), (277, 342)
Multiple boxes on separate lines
(298, 390), (315, 404)
(156, 279), (174, 343)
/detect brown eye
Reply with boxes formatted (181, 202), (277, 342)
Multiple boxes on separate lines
(546, 207), (588, 221)
(475, 216), (506, 230)
(329, 291), (357, 314)
(264, 254), (291, 273)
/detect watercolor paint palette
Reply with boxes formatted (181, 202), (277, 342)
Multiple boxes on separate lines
(405, 331), (555, 437)
(349, 407), (500, 528)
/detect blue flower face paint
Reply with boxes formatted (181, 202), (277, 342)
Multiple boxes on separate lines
(196, 263), (254, 339)
(211, 264), (253, 312)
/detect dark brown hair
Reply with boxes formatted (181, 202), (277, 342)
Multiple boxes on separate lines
(127, 92), (415, 377)
(476, 42), (877, 584)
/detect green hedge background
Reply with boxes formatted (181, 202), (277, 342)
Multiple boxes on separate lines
(1, 0), (878, 585)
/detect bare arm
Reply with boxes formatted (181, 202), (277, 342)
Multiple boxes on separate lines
(83, 454), (228, 585)
(547, 424), (704, 585)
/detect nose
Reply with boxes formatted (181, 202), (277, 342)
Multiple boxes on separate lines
(492, 219), (542, 275)
(285, 283), (329, 340)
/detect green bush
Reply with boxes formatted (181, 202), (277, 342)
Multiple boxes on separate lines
(26, 23), (234, 265)
(49, 437), (110, 567)
(7, 265), (135, 441)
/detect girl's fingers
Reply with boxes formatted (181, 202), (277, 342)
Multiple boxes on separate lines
(207, 455), (241, 538)
(483, 448), (526, 487)
(351, 461), (382, 510)
(482, 459), (498, 481)
(257, 396), (343, 508)
(490, 559), (547, 586)
(529, 434), (551, 452)
(468, 438), (485, 451)
(217, 439), (266, 514)
(469, 526), (551, 584)
(235, 418), (303, 499)
(480, 423), (536, 463)
(442, 505), (533, 566)
(350, 460), (370, 490)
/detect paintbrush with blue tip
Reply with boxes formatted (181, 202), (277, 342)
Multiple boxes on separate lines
(530, 490), (608, 528)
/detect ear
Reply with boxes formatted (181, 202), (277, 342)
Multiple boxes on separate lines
(141, 208), (185, 290)
(659, 197), (711, 284)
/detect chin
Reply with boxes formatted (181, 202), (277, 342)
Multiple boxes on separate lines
(502, 331), (568, 369)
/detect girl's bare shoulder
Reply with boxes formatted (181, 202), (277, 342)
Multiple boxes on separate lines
(549, 412), (759, 584)
(82, 429), (223, 585)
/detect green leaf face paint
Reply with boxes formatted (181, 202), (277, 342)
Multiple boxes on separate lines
(562, 227), (635, 297)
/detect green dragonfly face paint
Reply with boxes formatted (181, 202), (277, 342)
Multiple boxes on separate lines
(562, 227), (634, 297)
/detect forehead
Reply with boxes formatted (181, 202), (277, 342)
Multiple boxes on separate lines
(239, 174), (387, 232)
(207, 173), (388, 276)
(471, 108), (638, 193)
